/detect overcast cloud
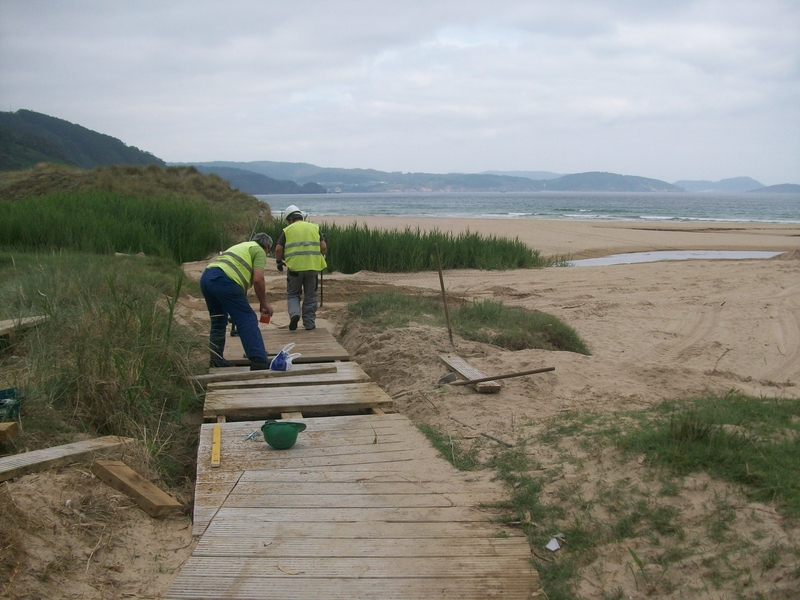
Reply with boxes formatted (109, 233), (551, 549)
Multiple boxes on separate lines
(1, 0), (798, 184)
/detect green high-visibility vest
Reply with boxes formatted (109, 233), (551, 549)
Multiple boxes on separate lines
(283, 221), (327, 272)
(207, 241), (266, 292)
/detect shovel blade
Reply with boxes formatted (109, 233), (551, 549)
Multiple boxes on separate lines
(435, 373), (457, 387)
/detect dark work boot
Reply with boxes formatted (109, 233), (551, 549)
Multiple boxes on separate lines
(249, 359), (270, 371)
(289, 315), (300, 331)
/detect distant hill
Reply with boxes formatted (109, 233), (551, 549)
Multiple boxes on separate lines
(0, 110), (164, 171)
(748, 183), (800, 193)
(543, 172), (683, 192)
(189, 162), (681, 193)
(194, 166), (327, 194)
(480, 170), (563, 180)
(673, 177), (763, 192)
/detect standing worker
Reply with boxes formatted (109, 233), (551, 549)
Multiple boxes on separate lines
(274, 205), (327, 331)
(200, 233), (274, 370)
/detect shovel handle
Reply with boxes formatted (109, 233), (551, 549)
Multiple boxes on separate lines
(450, 366), (555, 386)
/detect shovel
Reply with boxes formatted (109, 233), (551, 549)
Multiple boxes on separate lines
(436, 367), (555, 388)
(435, 373), (457, 388)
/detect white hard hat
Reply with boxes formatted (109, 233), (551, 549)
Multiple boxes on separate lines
(284, 205), (303, 220)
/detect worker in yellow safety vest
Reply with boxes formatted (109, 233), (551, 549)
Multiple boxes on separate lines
(274, 205), (327, 331)
(200, 233), (274, 369)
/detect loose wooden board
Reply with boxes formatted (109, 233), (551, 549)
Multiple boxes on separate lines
(203, 382), (392, 420)
(0, 421), (20, 442)
(192, 364), (337, 387)
(223, 327), (350, 365)
(91, 460), (182, 517)
(0, 315), (47, 338)
(439, 353), (502, 393)
(0, 436), (134, 483)
(206, 362), (370, 391)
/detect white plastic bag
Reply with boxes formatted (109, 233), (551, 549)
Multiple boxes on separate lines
(269, 343), (301, 371)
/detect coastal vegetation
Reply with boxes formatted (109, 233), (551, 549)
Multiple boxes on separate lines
(418, 392), (800, 600)
(260, 220), (560, 272)
(343, 292), (590, 355)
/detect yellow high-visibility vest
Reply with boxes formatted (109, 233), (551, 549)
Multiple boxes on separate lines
(207, 241), (266, 292)
(283, 221), (327, 272)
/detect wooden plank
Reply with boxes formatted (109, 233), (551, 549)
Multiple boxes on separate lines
(177, 554), (533, 577)
(193, 536), (530, 556)
(0, 436), (133, 483)
(223, 327), (350, 365)
(0, 421), (20, 442)
(211, 425), (221, 468)
(207, 362), (371, 391)
(0, 315), (47, 337)
(91, 460), (182, 517)
(198, 520), (512, 540)
(193, 364), (338, 387)
(439, 353), (502, 393)
(166, 576), (534, 599)
(203, 382), (393, 419)
(281, 412), (303, 419)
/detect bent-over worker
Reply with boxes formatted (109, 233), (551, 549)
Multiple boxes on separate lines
(200, 232), (274, 370)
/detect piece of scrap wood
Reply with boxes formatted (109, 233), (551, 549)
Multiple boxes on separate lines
(211, 425), (221, 468)
(0, 436), (133, 483)
(91, 460), (182, 517)
(0, 315), (47, 338)
(281, 411), (304, 419)
(191, 364), (337, 387)
(0, 421), (20, 442)
(438, 354), (501, 393)
(450, 366), (555, 386)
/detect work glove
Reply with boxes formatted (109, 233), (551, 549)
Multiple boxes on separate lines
(276, 259), (285, 272)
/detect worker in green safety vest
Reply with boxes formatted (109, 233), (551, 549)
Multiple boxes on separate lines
(274, 205), (327, 331)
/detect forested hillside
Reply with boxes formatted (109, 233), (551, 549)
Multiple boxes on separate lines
(0, 109), (164, 171)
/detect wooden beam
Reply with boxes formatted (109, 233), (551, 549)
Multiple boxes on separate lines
(438, 354), (501, 393)
(0, 421), (20, 442)
(0, 436), (134, 483)
(91, 460), (182, 517)
(0, 315), (47, 338)
(192, 364), (337, 387)
(281, 412), (304, 419)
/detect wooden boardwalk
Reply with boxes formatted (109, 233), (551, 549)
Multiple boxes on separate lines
(170, 328), (539, 599)
(223, 327), (350, 365)
(170, 415), (537, 599)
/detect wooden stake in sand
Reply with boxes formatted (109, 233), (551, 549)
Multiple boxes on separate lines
(433, 243), (455, 348)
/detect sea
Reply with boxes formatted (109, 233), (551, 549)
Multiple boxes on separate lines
(256, 191), (800, 223)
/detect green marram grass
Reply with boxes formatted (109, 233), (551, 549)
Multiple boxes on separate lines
(345, 292), (590, 354)
(0, 190), (226, 262)
(0, 251), (206, 481)
(619, 392), (800, 517)
(260, 221), (558, 273)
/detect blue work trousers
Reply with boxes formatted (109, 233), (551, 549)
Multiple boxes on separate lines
(200, 267), (268, 365)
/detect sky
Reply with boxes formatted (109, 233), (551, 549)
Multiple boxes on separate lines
(1, 1), (798, 185)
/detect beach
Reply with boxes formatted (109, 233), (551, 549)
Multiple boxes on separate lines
(287, 217), (800, 416)
(314, 215), (800, 258)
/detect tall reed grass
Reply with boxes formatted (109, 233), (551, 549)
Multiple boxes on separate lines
(260, 221), (550, 273)
(0, 252), (205, 481)
(0, 190), (226, 262)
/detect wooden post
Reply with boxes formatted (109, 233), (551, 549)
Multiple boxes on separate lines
(433, 243), (455, 348)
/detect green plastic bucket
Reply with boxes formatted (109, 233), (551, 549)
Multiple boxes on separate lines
(261, 420), (307, 450)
